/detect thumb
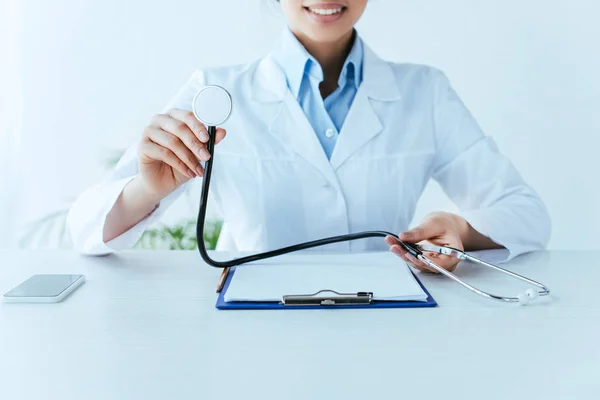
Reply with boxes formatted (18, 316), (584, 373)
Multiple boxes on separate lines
(399, 221), (440, 243)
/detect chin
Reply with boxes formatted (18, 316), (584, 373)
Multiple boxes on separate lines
(302, 26), (353, 43)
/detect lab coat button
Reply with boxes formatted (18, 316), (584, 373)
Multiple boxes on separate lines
(325, 128), (335, 138)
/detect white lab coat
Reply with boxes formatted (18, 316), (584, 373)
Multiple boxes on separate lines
(66, 44), (551, 258)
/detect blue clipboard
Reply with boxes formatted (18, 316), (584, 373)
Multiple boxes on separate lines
(216, 267), (437, 310)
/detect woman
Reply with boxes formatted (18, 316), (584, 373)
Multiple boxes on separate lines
(67, 0), (550, 272)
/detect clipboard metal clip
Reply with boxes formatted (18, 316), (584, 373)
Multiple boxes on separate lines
(282, 290), (373, 307)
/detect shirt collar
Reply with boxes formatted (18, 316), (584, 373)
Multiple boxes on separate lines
(271, 27), (364, 99)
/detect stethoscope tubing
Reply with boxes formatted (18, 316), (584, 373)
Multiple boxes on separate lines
(195, 125), (550, 305)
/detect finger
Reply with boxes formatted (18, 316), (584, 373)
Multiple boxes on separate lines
(387, 237), (428, 267)
(385, 235), (411, 250)
(418, 252), (460, 273)
(389, 244), (410, 263)
(393, 244), (437, 273)
(167, 108), (210, 143)
(384, 235), (400, 247)
(390, 245), (437, 273)
(153, 114), (211, 162)
(406, 253), (439, 273)
(399, 219), (444, 244)
(138, 141), (195, 179)
(146, 128), (204, 177)
(425, 252), (459, 272)
(389, 245), (433, 273)
(387, 236), (442, 273)
(388, 238), (429, 269)
(214, 128), (227, 145)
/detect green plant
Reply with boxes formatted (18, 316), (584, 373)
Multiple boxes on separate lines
(134, 218), (222, 250)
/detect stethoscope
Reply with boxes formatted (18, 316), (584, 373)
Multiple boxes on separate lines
(191, 85), (551, 306)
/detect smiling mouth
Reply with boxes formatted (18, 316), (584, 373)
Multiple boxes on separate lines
(303, 4), (347, 21)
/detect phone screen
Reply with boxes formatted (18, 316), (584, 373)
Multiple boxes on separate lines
(4, 274), (83, 298)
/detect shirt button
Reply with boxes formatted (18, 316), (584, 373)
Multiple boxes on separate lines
(325, 128), (335, 138)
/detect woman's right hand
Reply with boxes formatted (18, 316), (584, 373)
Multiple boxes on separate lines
(137, 108), (227, 199)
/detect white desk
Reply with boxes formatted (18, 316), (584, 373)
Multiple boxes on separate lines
(0, 250), (598, 400)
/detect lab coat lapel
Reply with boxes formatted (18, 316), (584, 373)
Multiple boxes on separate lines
(252, 56), (340, 187)
(330, 45), (402, 170)
(329, 87), (383, 169)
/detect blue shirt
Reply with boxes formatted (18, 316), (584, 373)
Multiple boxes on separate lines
(271, 28), (364, 160)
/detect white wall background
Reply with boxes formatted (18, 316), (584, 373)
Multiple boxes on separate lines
(2, 0), (599, 250)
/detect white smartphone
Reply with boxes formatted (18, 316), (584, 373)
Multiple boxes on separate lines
(2, 274), (85, 303)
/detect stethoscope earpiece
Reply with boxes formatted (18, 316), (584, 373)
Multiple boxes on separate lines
(518, 292), (530, 306)
(517, 289), (541, 306)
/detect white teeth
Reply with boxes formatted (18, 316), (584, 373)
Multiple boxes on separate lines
(309, 8), (343, 16)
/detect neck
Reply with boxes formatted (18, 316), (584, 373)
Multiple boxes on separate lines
(293, 29), (356, 84)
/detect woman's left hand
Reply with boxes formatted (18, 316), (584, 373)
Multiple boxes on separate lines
(385, 212), (465, 273)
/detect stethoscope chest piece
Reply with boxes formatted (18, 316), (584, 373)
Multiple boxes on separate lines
(192, 85), (232, 127)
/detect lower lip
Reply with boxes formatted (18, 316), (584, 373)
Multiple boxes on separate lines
(304, 7), (346, 23)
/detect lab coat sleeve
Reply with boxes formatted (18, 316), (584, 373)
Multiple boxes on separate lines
(430, 70), (551, 260)
(66, 70), (206, 255)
